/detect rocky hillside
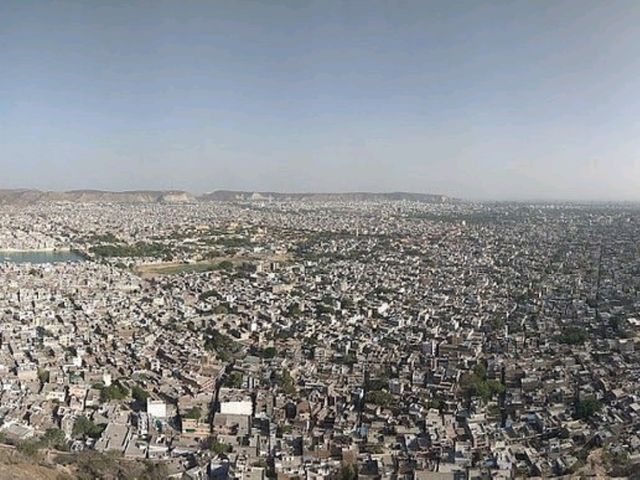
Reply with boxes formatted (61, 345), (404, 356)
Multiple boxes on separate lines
(0, 189), (194, 205)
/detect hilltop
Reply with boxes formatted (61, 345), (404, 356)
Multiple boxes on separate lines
(198, 190), (451, 203)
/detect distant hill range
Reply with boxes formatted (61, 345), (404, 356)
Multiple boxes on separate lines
(0, 189), (194, 205)
(198, 190), (451, 203)
(0, 189), (450, 205)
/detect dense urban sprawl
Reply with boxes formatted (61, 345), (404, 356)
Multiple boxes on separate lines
(0, 200), (639, 479)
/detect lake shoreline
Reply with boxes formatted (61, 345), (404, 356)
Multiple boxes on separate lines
(0, 246), (72, 253)
(1, 248), (85, 264)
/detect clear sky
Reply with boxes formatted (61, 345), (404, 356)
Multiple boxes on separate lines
(2, 0), (640, 200)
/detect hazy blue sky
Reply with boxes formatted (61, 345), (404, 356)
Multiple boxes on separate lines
(2, 0), (640, 199)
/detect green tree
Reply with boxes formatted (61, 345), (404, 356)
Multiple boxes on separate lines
(278, 369), (296, 395)
(556, 327), (588, 345)
(338, 353), (356, 366)
(217, 260), (234, 271)
(73, 416), (105, 439)
(183, 407), (202, 420)
(261, 347), (277, 359)
(576, 399), (602, 419)
(100, 382), (129, 402)
(224, 372), (243, 388)
(286, 304), (302, 317)
(339, 463), (357, 480)
(37, 368), (50, 384)
(204, 329), (240, 360)
(460, 371), (506, 403)
(199, 290), (220, 301)
(131, 385), (149, 403)
(366, 390), (394, 407)
(211, 441), (231, 454)
(42, 428), (68, 450)
(473, 363), (487, 380)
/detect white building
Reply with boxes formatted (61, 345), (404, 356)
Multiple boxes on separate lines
(147, 399), (167, 419)
(219, 388), (253, 416)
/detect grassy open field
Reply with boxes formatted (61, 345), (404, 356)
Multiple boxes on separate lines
(134, 253), (291, 277)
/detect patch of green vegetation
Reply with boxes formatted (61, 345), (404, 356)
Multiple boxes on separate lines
(224, 371), (244, 388)
(490, 316), (505, 329)
(341, 297), (355, 309)
(90, 242), (173, 259)
(339, 463), (358, 480)
(365, 377), (389, 392)
(83, 232), (121, 244)
(37, 368), (50, 384)
(277, 369), (296, 395)
(303, 336), (318, 348)
(286, 303), (302, 317)
(317, 303), (334, 315)
(99, 382), (129, 402)
(460, 364), (506, 402)
(131, 385), (150, 403)
(374, 286), (394, 295)
(276, 424), (293, 437)
(16, 440), (41, 457)
(575, 398), (602, 419)
(236, 262), (256, 273)
(72, 416), (106, 439)
(217, 260), (234, 270)
(199, 289), (221, 301)
(337, 353), (357, 366)
(210, 236), (252, 248)
(41, 428), (68, 450)
(204, 329), (241, 361)
(213, 442), (231, 454)
(556, 327), (588, 345)
(202, 437), (231, 455)
(183, 406), (203, 420)
(366, 390), (394, 407)
(254, 346), (277, 359)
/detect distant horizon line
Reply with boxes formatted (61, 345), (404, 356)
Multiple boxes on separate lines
(3, 186), (640, 204)
(2, 187), (446, 195)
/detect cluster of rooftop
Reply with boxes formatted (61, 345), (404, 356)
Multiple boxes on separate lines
(0, 200), (638, 479)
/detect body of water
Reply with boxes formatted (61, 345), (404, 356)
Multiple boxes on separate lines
(0, 250), (86, 264)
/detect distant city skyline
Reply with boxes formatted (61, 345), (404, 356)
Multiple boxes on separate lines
(2, 0), (640, 200)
